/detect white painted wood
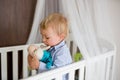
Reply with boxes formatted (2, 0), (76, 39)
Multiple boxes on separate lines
(13, 50), (18, 80)
(21, 50), (114, 80)
(72, 43), (77, 57)
(69, 70), (75, 80)
(21, 60), (86, 80)
(23, 48), (29, 78)
(66, 39), (71, 49)
(0, 41), (115, 80)
(106, 57), (112, 80)
(55, 74), (62, 80)
(31, 70), (37, 76)
(1, 51), (7, 80)
(66, 33), (72, 50)
(79, 66), (85, 80)
(111, 50), (116, 80)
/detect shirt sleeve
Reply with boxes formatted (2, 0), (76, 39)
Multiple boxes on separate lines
(38, 61), (47, 73)
(52, 47), (72, 68)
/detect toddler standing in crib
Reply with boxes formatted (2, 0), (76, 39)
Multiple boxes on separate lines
(28, 13), (72, 80)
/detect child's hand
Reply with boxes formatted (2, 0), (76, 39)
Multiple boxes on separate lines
(28, 45), (38, 57)
(28, 54), (40, 70)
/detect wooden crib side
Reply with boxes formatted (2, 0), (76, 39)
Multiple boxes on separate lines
(21, 60), (86, 80)
(20, 50), (115, 80)
(0, 45), (29, 80)
(0, 38), (116, 80)
(0, 37), (79, 80)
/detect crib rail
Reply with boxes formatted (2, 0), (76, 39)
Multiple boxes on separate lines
(0, 45), (29, 80)
(20, 50), (115, 80)
(0, 41), (115, 80)
(21, 60), (86, 80)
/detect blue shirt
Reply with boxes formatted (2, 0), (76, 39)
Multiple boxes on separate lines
(38, 40), (72, 79)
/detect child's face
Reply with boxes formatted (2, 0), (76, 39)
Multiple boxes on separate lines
(40, 26), (63, 46)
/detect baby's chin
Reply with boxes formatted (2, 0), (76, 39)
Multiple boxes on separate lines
(43, 43), (49, 46)
(43, 42), (57, 47)
(43, 43), (50, 46)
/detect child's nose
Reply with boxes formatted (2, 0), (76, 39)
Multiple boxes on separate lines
(42, 37), (46, 42)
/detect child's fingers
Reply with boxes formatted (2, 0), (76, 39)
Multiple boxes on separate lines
(28, 54), (39, 70)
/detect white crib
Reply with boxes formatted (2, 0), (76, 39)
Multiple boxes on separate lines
(0, 38), (116, 80)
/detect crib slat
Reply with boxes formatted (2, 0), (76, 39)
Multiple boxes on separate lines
(1, 51), (7, 80)
(72, 43), (77, 57)
(106, 56), (112, 80)
(31, 70), (37, 76)
(23, 48), (29, 78)
(66, 39), (71, 49)
(69, 70), (75, 80)
(13, 50), (18, 80)
(66, 33), (72, 49)
(111, 55), (115, 80)
(79, 66), (85, 80)
(55, 76), (62, 80)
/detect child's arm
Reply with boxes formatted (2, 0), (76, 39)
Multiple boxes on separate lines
(51, 47), (73, 70)
(28, 54), (40, 70)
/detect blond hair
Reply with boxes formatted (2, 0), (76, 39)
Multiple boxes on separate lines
(40, 13), (68, 38)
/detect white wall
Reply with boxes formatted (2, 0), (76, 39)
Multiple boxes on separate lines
(97, 1), (120, 80)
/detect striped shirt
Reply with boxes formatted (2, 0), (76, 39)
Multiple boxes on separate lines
(38, 40), (72, 80)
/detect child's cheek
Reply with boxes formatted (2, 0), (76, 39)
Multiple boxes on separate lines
(48, 40), (55, 46)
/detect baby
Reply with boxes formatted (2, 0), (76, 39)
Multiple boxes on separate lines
(28, 13), (72, 80)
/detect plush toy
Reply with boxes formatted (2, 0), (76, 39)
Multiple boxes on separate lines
(28, 43), (52, 69)
(74, 52), (83, 62)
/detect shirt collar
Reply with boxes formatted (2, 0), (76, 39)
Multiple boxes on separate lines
(48, 40), (65, 52)
(54, 40), (65, 50)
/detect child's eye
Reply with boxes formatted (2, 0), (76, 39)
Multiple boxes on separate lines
(46, 37), (50, 39)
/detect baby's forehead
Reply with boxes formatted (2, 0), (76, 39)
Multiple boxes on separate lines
(40, 30), (55, 36)
(41, 26), (55, 32)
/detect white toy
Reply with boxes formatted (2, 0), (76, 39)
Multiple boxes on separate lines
(28, 43), (52, 69)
